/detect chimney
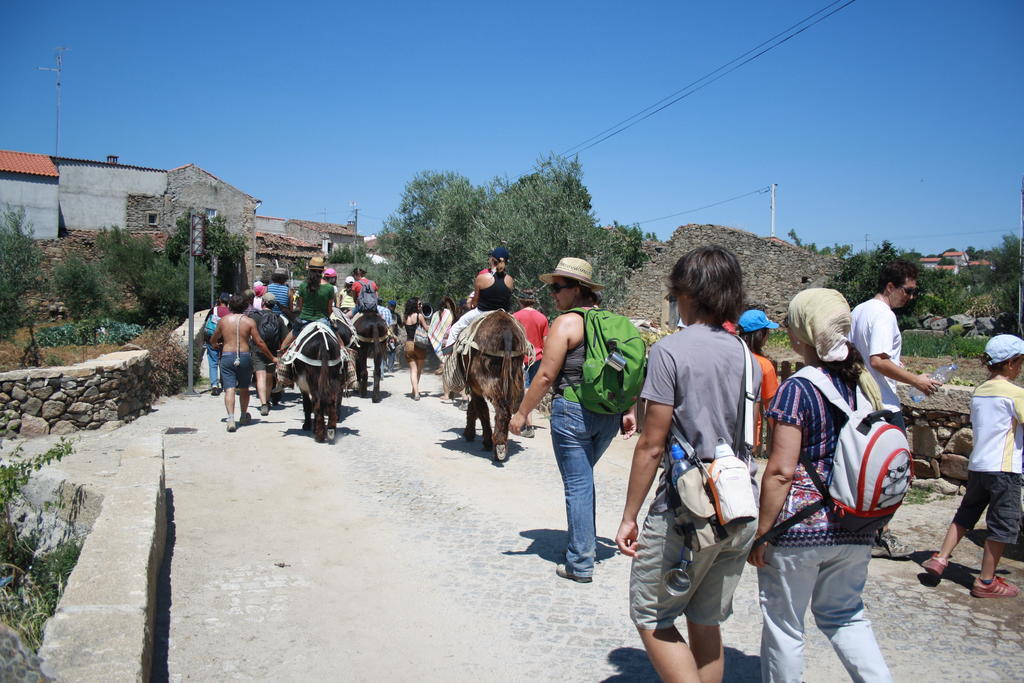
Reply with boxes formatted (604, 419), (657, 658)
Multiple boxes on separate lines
(106, 155), (119, 164)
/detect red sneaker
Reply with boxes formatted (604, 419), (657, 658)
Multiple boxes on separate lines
(922, 553), (948, 578)
(971, 576), (1020, 598)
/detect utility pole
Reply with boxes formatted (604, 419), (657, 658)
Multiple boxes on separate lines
(350, 201), (359, 234)
(37, 47), (68, 156)
(1018, 176), (1023, 335)
(769, 183), (777, 238)
(865, 234), (871, 253)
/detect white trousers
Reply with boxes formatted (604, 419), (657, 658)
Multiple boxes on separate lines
(757, 544), (892, 683)
(444, 307), (484, 347)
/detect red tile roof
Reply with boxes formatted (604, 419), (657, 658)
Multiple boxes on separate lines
(942, 250), (966, 257)
(286, 219), (357, 236)
(935, 265), (958, 271)
(920, 257), (941, 262)
(0, 150), (58, 177)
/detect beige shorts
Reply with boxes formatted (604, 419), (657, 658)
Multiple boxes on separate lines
(629, 510), (756, 630)
(404, 341), (426, 363)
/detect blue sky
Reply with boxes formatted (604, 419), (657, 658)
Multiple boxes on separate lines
(2, 0), (1021, 255)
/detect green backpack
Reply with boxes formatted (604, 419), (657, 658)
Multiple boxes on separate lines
(563, 307), (647, 414)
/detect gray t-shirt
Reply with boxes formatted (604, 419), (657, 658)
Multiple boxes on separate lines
(641, 323), (762, 512)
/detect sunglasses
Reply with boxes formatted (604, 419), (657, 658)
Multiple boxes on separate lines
(900, 286), (918, 297)
(549, 282), (577, 293)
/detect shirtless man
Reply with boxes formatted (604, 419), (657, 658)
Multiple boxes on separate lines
(210, 294), (277, 432)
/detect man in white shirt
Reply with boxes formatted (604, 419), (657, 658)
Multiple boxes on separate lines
(850, 259), (941, 559)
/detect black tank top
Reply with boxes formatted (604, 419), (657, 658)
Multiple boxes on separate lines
(405, 320), (419, 339)
(556, 341), (585, 394)
(477, 271), (511, 312)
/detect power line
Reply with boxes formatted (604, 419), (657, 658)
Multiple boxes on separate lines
(637, 186), (771, 225)
(559, 0), (857, 158)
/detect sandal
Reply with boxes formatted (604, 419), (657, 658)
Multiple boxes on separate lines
(922, 553), (948, 578)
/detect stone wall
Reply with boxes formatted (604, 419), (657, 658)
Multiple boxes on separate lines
(901, 385), (975, 489)
(0, 350), (152, 437)
(125, 193), (172, 232)
(620, 224), (842, 325)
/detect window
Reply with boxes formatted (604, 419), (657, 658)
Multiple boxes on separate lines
(147, 212), (158, 226)
(206, 208), (218, 219)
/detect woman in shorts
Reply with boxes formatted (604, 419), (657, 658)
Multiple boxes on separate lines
(404, 297), (428, 400)
(615, 246), (759, 682)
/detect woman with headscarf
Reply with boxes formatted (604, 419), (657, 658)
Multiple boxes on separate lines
(748, 288), (892, 683)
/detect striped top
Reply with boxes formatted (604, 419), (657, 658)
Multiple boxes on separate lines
(969, 378), (1024, 474)
(765, 368), (876, 547)
(266, 283), (289, 313)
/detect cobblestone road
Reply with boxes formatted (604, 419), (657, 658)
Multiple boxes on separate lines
(52, 367), (1024, 680)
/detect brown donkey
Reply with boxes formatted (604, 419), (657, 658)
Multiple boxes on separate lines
(462, 311), (528, 462)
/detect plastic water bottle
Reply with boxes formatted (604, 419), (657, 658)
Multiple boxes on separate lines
(909, 363), (958, 403)
(669, 443), (694, 488)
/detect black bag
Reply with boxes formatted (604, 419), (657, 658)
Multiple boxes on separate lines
(249, 310), (285, 354)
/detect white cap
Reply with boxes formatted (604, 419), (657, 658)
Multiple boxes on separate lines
(345, 276), (355, 284)
(985, 334), (1024, 365)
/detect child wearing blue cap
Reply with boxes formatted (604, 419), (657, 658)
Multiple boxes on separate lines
(922, 334), (1024, 598)
(738, 309), (780, 455)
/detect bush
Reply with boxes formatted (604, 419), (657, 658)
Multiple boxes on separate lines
(35, 319), (143, 348)
(0, 208), (42, 342)
(134, 322), (189, 397)
(50, 254), (109, 318)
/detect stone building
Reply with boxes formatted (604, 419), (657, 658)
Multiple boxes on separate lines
(284, 219), (363, 253)
(255, 232), (323, 280)
(620, 224), (842, 325)
(57, 156), (167, 233)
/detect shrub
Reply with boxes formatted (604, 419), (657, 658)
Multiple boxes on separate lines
(35, 319), (144, 348)
(901, 332), (988, 359)
(134, 322), (189, 397)
(50, 254), (109, 318)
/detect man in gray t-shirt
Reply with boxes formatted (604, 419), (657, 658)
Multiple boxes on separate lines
(641, 324), (762, 513)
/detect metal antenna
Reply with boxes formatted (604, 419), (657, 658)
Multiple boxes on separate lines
(38, 47), (68, 156)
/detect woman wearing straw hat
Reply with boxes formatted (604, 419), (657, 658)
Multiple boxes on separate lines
(511, 257), (637, 583)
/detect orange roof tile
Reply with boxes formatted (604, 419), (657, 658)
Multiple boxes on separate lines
(0, 150), (58, 177)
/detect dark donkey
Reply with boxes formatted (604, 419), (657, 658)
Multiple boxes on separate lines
(354, 310), (389, 403)
(292, 322), (346, 443)
(462, 310), (528, 462)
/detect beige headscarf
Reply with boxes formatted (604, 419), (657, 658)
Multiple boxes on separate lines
(788, 288), (883, 410)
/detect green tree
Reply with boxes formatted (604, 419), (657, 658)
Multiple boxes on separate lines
(166, 214), (246, 294)
(827, 240), (902, 309)
(96, 227), (210, 323)
(787, 229), (853, 258)
(978, 233), (1020, 313)
(50, 254), (109, 319)
(0, 209), (43, 363)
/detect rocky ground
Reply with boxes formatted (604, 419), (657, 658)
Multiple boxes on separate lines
(11, 367), (1024, 681)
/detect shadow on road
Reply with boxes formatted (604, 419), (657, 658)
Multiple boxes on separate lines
(151, 488), (175, 683)
(436, 428), (522, 463)
(601, 646), (759, 682)
(503, 528), (617, 565)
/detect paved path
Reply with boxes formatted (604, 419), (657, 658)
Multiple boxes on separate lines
(34, 367), (1024, 680)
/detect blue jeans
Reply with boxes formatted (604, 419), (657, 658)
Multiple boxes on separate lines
(549, 396), (620, 577)
(206, 344), (221, 388)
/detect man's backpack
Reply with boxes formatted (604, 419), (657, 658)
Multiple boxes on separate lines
(563, 307), (647, 415)
(754, 366), (912, 546)
(248, 309), (285, 355)
(356, 279), (379, 311)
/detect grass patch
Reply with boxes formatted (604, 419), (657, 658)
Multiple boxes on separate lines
(0, 531), (82, 651)
(902, 487), (934, 505)
(901, 333), (988, 359)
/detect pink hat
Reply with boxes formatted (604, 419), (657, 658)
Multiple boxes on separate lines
(324, 267), (337, 277)
(253, 284), (266, 296)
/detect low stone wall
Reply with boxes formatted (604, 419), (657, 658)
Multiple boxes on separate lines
(900, 385), (974, 488)
(0, 350), (153, 437)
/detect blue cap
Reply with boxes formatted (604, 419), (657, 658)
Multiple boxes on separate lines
(490, 246), (510, 261)
(985, 334), (1024, 365)
(738, 309), (779, 333)
(387, 300), (397, 306)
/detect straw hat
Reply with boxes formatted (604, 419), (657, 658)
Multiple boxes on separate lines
(538, 257), (603, 291)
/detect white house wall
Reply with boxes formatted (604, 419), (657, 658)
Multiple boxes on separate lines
(56, 160), (167, 231)
(0, 171), (59, 239)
